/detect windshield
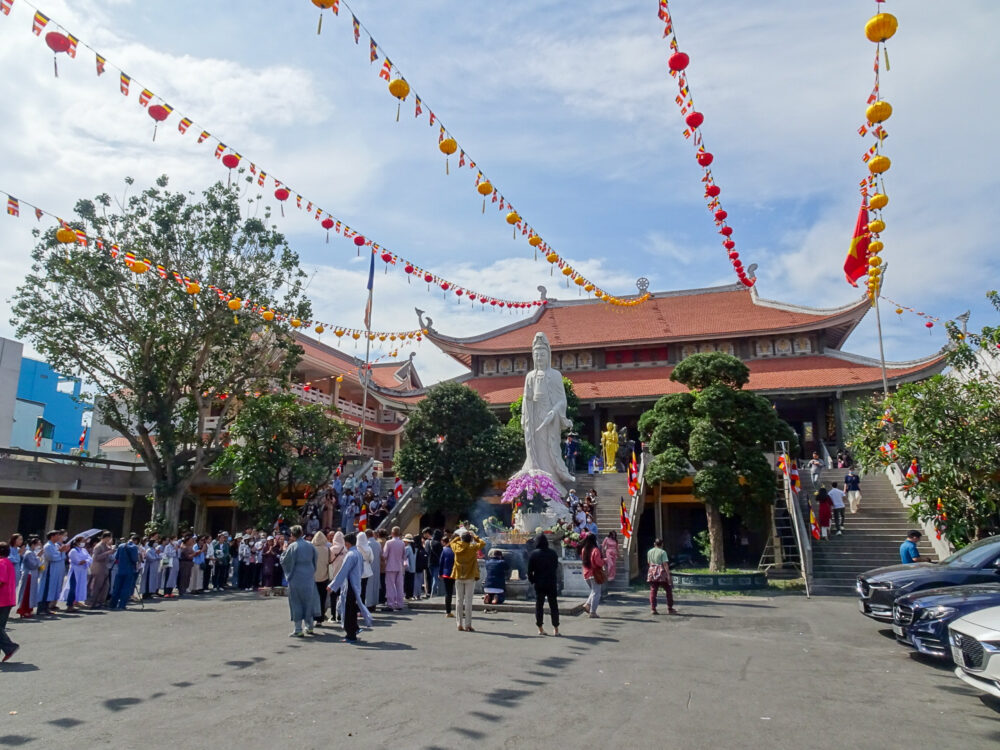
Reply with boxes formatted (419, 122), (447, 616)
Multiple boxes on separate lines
(942, 536), (1000, 568)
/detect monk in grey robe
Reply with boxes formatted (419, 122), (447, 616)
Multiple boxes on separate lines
(88, 532), (115, 607)
(280, 525), (318, 637)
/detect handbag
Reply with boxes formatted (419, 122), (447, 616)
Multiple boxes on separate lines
(647, 563), (670, 583)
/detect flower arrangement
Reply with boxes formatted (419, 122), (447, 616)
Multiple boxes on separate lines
(482, 516), (509, 535)
(501, 471), (563, 513)
(561, 531), (582, 550)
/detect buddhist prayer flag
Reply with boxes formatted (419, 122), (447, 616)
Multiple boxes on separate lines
(369, 37), (378, 62)
(66, 34), (78, 57)
(95, 53), (106, 75)
(619, 497), (633, 540)
(844, 203), (871, 287)
(78, 426), (88, 449)
(378, 59), (391, 81)
(197, 130), (210, 143)
(214, 142), (226, 158)
(138, 88), (153, 106)
(178, 116), (192, 134)
(352, 15), (360, 43)
(34, 207), (43, 221)
(394, 476), (403, 499)
(363, 247), (375, 330)
(414, 96), (422, 117)
(330, 0), (339, 14)
(6, 196), (19, 216)
(31, 10), (47, 35)
(0, 0), (12, 17)
(809, 505), (821, 540)
(120, 73), (130, 95)
(358, 504), (368, 532)
(34, 419), (43, 447)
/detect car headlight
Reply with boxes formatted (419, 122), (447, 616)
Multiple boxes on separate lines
(917, 606), (956, 621)
(981, 640), (1000, 653)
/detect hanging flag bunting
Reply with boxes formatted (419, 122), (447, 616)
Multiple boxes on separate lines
(619, 497), (633, 539)
(852, 4), (898, 303)
(119, 72), (130, 95)
(95, 52), (105, 75)
(0, 0), (13, 17)
(178, 116), (192, 134)
(657, 1), (752, 288)
(309, 0), (646, 307)
(6, 196), (19, 216)
(31, 9), (47, 35)
(138, 88), (153, 106)
(369, 36), (377, 63)
(197, 130), (210, 143)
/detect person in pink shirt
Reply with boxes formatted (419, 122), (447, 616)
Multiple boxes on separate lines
(0, 541), (20, 662)
(381, 526), (407, 611)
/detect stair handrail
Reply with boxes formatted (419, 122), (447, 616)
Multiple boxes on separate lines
(375, 480), (423, 532)
(884, 462), (951, 560)
(344, 457), (376, 487)
(777, 442), (812, 597)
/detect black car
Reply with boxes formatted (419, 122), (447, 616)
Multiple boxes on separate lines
(857, 535), (1000, 621)
(891, 583), (1000, 657)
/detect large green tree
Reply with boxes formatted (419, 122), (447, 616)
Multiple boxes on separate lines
(212, 394), (353, 525)
(847, 291), (1000, 545)
(395, 382), (522, 515)
(10, 176), (309, 533)
(638, 352), (797, 571)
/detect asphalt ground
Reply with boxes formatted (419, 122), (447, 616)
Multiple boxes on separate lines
(1, 590), (998, 749)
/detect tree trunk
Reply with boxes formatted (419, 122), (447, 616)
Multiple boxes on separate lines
(152, 486), (187, 535)
(705, 502), (726, 572)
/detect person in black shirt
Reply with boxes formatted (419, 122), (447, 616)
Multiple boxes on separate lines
(528, 534), (560, 636)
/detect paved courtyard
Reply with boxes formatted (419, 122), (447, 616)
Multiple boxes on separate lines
(1, 591), (997, 749)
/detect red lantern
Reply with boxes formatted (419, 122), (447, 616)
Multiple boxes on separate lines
(404, 263), (414, 274)
(353, 235), (366, 247)
(440, 282), (450, 291)
(468, 293), (477, 301)
(222, 153), (240, 170)
(685, 111), (704, 129)
(148, 104), (170, 142)
(696, 151), (714, 167)
(728, 251), (739, 260)
(321, 217), (334, 242)
(455, 289), (464, 297)
(723, 240), (736, 250)
(925, 321), (933, 329)
(740, 277), (755, 288)
(381, 252), (392, 263)
(45, 32), (71, 77)
(423, 273), (433, 284)
(668, 51), (690, 71)
(705, 185), (721, 197)
(720, 226), (733, 237)
(714, 210), (727, 222)
(274, 187), (290, 216)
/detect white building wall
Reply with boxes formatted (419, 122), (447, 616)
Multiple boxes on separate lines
(0, 337), (24, 448)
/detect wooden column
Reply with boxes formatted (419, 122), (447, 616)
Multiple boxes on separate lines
(45, 490), (58, 530)
(122, 493), (134, 536)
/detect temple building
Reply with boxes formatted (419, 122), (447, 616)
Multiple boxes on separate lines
(414, 283), (947, 458)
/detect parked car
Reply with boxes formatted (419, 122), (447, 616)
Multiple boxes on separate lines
(857, 535), (1000, 621)
(892, 584), (1000, 658)
(949, 605), (1000, 699)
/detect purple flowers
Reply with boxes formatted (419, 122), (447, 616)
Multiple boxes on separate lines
(501, 471), (562, 507)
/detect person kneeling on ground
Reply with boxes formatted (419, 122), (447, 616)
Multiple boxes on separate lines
(483, 548), (508, 607)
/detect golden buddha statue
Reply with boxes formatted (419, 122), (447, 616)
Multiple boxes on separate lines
(600, 421), (619, 473)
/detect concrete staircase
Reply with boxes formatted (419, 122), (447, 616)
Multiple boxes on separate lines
(807, 467), (936, 594)
(571, 472), (631, 591)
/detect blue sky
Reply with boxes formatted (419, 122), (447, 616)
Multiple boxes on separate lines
(0, 0), (996, 384)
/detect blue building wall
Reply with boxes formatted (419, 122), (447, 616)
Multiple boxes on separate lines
(15, 359), (90, 453)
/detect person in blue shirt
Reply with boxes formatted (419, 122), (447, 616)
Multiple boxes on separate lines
(110, 534), (140, 609)
(899, 530), (932, 564)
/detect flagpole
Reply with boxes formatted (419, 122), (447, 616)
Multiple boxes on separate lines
(873, 264), (890, 397)
(360, 251), (375, 460)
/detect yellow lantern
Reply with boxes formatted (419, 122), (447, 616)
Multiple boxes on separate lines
(439, 137), (457, 174)
(574, 277), (585, 286)
(868, 155), (891, 174)
(388, 78), (410, 120)
(290, 318), (301, 328)
(55, 227), (76, 244)
(228, 297), (241, 324)
(546, 252), (559, 264)
(315, 324), (325, 334)
(312, 0), (336, 34)
(528, 235), (542, 247)
(869, 193), (889, 210)
(867, 219), (885, 234)
(868, 255), (882, 267)
(865, 13), (898, 43)
(368, 333), (376, 341)
(506, 211), (520, 238)
(895, 308), (904, 315)
(866, 100), (892, 124)
(869, 240), (884, 253)
(378, 334), (386, 341)
(336, 375), (344, 383)
(584, 283), (594, 292)
(185, 282), (200, 295)
(130, 259), (149, 275)
(422, 328), (429, 335)
(477, 180), (493, 213)
(561, 266), (573, 276)
(351, 332), (361, 340)
(262, 309), (275, 322)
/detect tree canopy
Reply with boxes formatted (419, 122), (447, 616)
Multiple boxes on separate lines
(638, 352), (796, 570)
(212, 393), (353, 526)
(848, 291), (1000, 546)
(394, 382), (521, 515)
(10, 176), (309, 533)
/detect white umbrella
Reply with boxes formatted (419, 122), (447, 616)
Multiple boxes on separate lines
(68, 528), (101, 544)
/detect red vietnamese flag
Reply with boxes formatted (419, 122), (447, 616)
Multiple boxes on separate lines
(844, 203), (871, 286)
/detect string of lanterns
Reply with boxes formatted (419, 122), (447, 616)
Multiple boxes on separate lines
(656, 1), (753, 288)
(858, 3), (898, 303)
(2, 189), (431, 347)
(881, 295), (939, 330)
(307, 0), (651, 307)
(1, 0), (543, 313)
